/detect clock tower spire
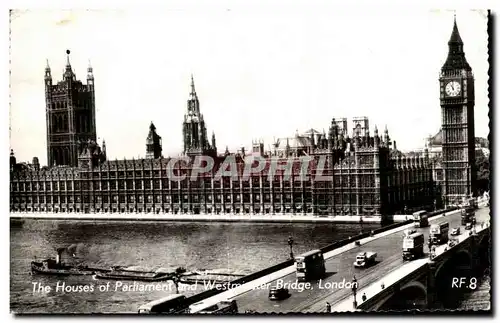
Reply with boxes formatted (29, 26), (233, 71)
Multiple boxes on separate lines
(439, 15), (476, 206)
(441, 15), (471, 72)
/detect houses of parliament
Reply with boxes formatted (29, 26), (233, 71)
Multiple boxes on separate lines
(9, 19), (477, 221)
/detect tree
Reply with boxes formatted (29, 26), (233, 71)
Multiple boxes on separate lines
(475, 153), (490, 194)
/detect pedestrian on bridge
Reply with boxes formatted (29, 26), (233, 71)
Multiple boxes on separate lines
(326, 302), (331, 313)
(362, 293), (367, 302)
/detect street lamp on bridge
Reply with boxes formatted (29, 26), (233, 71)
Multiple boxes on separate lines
(172, 275), (180, 294)
(288, 236), (295, 259)
(351, 276), (358, 309)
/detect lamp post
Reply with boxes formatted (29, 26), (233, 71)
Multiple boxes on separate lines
(172, 275), (180, 294)
(288, 236), (294, 259)
(351, 276), (358, 308)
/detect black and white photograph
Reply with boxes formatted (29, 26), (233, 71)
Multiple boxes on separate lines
(8, 4), (492, 315)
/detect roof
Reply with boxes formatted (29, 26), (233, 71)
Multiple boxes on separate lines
(448, 17), (463, 44)
(302, 128), (322, 135)
(442, 17), (471, 71)
(428, 129), (442, 146)
(275, 136), (313, 150)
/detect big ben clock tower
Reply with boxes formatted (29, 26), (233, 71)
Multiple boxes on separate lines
(439, 16), (476, 206)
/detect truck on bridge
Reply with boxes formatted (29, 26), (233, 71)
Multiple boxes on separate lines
(353, 251), (377, 268)
(402, 232), (425, 261)
(429, 222), (449, 245)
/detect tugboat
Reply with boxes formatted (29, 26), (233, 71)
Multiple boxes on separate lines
(31, 248), (111, 276)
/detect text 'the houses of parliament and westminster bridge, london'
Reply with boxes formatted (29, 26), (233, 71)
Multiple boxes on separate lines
(9, 17), (478, 223)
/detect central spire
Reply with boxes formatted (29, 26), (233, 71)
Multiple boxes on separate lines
(189, 74), (198, 100)
(187, 74), (200, 114)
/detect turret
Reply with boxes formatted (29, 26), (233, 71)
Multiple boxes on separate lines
(310, 131), (316, 148)
(9, 149), (16, 171)
(364, 128), (370, 147)
(63, 49), (74, 81)
(374, 126), (380, 147)
(32, 157), (40, 171)
(383, 125), (390, 148)
(211, 131), (217, 154)
(146, 122), (162, 159)
(44, 59), (52, 87)
(87, 60), (94, 86)
(102, 139), (107, 159)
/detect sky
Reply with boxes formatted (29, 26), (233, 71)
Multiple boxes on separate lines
(9, 8), (489, 166)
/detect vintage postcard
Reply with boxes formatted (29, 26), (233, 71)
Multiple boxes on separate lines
(9, 7), (491, 315)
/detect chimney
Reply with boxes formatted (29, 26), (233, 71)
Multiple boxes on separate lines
(56, 248), (64, 265)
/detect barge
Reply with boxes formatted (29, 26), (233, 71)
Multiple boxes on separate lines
(93, 271), (173, 282)
(31, 248), (168, 279)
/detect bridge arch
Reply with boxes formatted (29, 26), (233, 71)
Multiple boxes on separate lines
(375, 281), (427, 311)
(434, 248), (474, 308)
(478, 234), (491, 271)
(435, 249), (472, 279)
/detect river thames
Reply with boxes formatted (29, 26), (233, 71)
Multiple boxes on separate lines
(10, 218), (376, 313)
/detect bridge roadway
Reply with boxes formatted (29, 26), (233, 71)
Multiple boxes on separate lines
(330, 215), (490, 312)
(197, 206), (488, 313)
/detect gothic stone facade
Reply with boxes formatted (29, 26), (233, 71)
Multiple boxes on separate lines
(10, 125), (434, 220)
(11, 48), (440, 220)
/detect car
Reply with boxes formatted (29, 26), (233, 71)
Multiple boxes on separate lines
(268, 287), (290, 300)
(447, 239), (457, 247)
(450, 227), (460, 236)
(465, 223), (473, 230)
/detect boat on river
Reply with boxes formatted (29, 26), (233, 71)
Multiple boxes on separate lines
(93, 270), (173, 282)
(30, 248), (112, 276)
(31, 259), (111, 276)
(30, 248), (168, 278)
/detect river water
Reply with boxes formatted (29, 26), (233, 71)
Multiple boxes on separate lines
(10, 218), (377, 314)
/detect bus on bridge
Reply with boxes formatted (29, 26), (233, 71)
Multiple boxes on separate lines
(412, 210), (429, 228)
(295, 249), (325, 282)
(461, 206), (476, 225)
(429, 222), (449, 245)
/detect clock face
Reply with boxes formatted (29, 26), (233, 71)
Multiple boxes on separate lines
(445, 81), (461, 97)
